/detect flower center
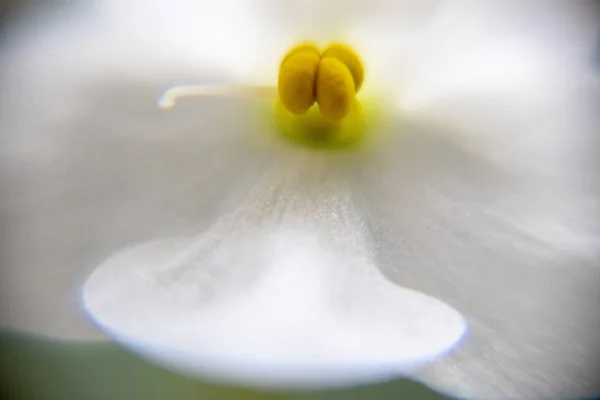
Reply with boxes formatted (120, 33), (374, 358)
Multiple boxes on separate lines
(157, 43), (379, 151)
(278, 43), (363, 121)
(274, 43), (373, 150)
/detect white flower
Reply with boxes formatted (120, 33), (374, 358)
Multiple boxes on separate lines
(0, 1), (599, 399)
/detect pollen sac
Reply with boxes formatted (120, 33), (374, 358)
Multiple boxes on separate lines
(277, 42), (365, 122)
(280, 43), (321, 69)
(278, 44), (321, 115)
(322, 43), (364, 92)
(316, 57), (355, 121)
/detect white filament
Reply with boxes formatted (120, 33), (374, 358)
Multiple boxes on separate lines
(158, 85), (276, 109)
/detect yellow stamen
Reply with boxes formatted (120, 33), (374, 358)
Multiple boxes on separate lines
(279, 43), (321, 69)
(277, 42), (365, 122)
(322, 43), (364, 92)
(278, 47), (321, 115)
(315, 57), (355, 121)
(158, 43), (377, 151)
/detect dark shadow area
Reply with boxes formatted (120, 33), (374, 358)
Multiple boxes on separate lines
(0, 330), (454, 400)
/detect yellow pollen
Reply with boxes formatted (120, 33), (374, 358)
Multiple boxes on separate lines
(322, 43), (364, 91)
(316, 57), (355, 121)
(277, 45), (321, 115)
(277, 42), (365, 122)
(280, 43), (321, 69)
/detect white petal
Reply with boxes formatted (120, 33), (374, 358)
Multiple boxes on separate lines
(259, 0), (441, 41)
(352, 107), (600, 398)
(360, 1), (600, 108)
(2, 0), (288, 83)
(83, 152), (466, 388)
(350, 3), (600, 389)
(0, 70), (277, 339)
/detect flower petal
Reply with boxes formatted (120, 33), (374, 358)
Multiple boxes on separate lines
(83, 151), (466, 388)
(355, 1), (599, 108)
(352, 98), (600, 398)
(0, 68), (279, 339)
(259, 0), (441, 40)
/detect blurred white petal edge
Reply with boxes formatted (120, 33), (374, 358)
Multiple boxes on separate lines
(83, 235), (466, 388)
(82, 156), (467, 388)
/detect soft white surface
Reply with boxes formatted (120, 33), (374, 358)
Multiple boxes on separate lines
(83, 154), (466, 388)
(2, 0), (600, 398)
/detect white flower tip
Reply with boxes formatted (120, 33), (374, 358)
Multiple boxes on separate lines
(157, 85), (213, 110)
(157, 85), (277, 110)
(82, 236), (467, 389)
(157, 98), (175, 110)
(157, 85), (208, 110)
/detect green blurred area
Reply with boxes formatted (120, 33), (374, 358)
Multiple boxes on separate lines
(0, 330), (454, 400)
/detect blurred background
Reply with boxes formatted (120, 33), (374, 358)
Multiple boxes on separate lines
(0, 331), (450, 400)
